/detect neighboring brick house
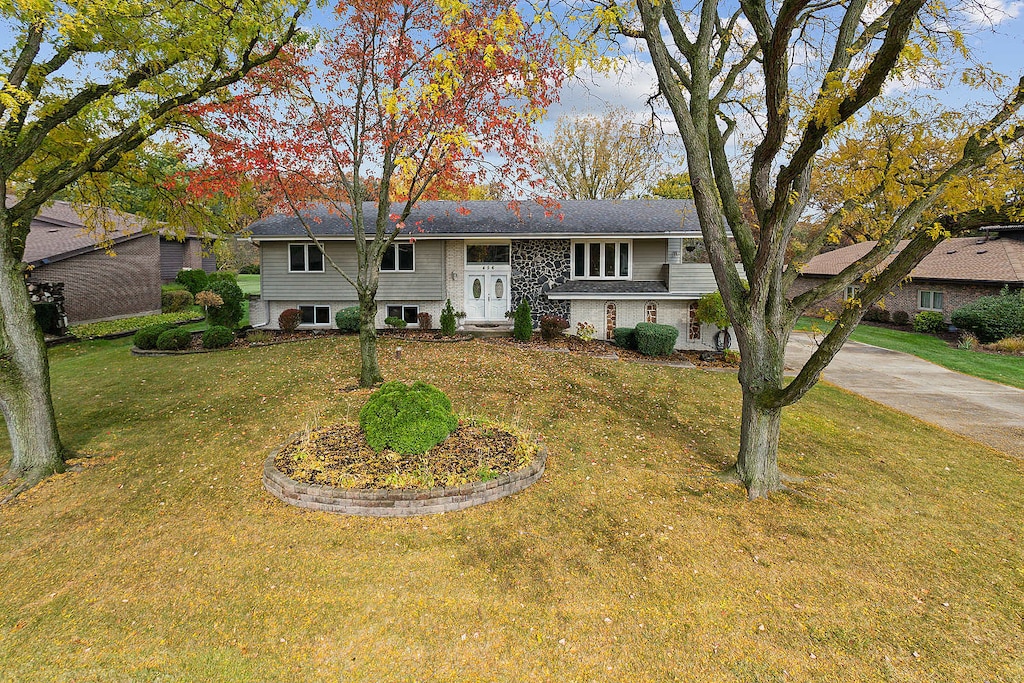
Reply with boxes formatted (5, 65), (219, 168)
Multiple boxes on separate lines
(791, 226), (1024, 321)
(23, 201), (164, 324)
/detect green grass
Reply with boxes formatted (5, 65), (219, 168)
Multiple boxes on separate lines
(1, 337), (1022, 681)
(236, 273), (260, 296)
(796, 317), (1024, 390)
(69, 310), (204, 339)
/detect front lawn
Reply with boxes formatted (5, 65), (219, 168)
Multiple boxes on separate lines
(1, 337), (1021, 680)
(796, 317), (1024, 389)
(236, 273), (260, 296)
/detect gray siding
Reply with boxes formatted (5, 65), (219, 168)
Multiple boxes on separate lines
(632, 239), (667, 281)
(667, 263), (718, 292)
(260, 240), (444, 301)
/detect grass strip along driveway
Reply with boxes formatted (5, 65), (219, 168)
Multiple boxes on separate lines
(1, 336), (1022, 681)
(796, 317), (1024, 390)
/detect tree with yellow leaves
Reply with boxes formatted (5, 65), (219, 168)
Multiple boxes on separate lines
(583, 0), (1024, 497)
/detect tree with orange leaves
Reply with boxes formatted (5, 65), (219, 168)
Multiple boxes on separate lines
(191, 0), (562, 386)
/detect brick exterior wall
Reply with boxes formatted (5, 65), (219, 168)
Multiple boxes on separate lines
(790, 276), (1008, 322)
(568, 298), (731, 350)
(30, 234), (161, 324)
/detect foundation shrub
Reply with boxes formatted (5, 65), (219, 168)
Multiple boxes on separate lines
(913, 311), (946, 334)
(951, 290), (1024, 343)
(202, 325), (234, 349)
(440, 299), (458, 337)
(891, 310), (910, 326)
(512, 299), (532, 341)
(335, 306), (360, 332)
(161, 289), (194, 313)
(613, 326), (637, 350)
(540, 315), (569, 341)
(278, 308), (302, 332)
(634, 322), (678, 357)
(417, 312), (432, 329)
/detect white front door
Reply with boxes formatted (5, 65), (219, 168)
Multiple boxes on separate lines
(465, 269), (510, 321)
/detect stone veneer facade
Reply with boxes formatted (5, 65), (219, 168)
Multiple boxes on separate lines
(510, 239), (571, 323)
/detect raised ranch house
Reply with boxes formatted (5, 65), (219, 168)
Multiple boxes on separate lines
(245, 200), (732, 350)
(790, 225), (1024, 321)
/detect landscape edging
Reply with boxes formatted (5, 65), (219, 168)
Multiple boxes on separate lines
(263, 442), (547, 517)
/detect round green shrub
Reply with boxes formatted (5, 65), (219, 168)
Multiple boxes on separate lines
(205, 279), (245, 329)
(161, 289), (194, 313)
(512, 299), (532, 341)
(891, 310), (910, 326)
(278, 308), (302, 332)
(612, 326), (637, 350)
(634, 322), (679, 356)
(155, 327), (192, 351)
(335, 306), (361, 332)
(134, 323), (175, 350)
(951, 290), (1024, 343)
(202, 325), (234, 349)
(384, 316), (407, 329)
(175, 268), (209, 295)
(913, 310), (946, 334)
(359, 380), (458, 455)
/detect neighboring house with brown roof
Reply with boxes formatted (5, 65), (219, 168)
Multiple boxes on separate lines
(790, 227), (1024, 322)
(21, 200), (216, 324)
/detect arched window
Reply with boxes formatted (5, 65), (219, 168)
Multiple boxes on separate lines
(605, 302), (616, 339)
(645, 301), (658, 324)
(688, 301), (701, 340)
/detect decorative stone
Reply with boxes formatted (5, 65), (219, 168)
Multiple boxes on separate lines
(511, 240), (570, 323)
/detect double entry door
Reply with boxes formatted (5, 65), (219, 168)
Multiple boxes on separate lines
(464, 267), (510, 321)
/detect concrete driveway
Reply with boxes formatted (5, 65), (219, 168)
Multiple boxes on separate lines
(785, 333), (1024, 459)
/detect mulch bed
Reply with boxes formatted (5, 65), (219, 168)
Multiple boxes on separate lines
(481, 334), (739, 368)
(275, 422), (536, 490)
(378, 329), (473, 342)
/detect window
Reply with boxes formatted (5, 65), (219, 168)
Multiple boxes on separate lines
(919, 290), (944, 311)
(605, 302), (616, 339)
(386, 304), (420, 324)
(299, 305), (330, 325)
(845, 285), (860, 300)
(289, 243), (324, 272)
(688, 302), (701, 340)
(466, 244), (510, 264)
(572, 241), (630, 279)
(645, 301), (658, 323)
(381, 243), (414, 272)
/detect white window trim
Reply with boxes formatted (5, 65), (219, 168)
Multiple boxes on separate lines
(380, 242), (416, 273)
(298, 304), (331, 326)
(288, 243), (325, 273)
(919, 290), (943, 312)
(570, 240), (632, 280)
(845, 285), (860, 300)
(385, 304), (421, 326)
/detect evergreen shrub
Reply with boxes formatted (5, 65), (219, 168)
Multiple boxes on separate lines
(359, 381), (458, 454)
(634, 322), (678, 356)
(336, 306), (361, 332)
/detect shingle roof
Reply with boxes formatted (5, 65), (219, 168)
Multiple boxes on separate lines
(800, 234), (1024, 284)
(547, 280), (669, 294)
(19, 200), (152, 265)
(246, 199), (702, 238)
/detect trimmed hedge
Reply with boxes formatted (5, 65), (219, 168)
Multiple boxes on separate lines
(862, 306), (890, 323)
(612, 326), (637, 350)
(913, 311), (946, 334)
(384, 316), (407, 329)
(892, 310), (910, 326)
(134, 323), (175, 350)
(951, 290), (1024, 343)
(540, 315), (569, 341)
(512, 299), (532, 341)
(336, 306), (360, 332)
(358, 380), (458, 455)
(175, 269), (209, 295)
(278, 308), (302, 332)
(634, 322), (678, 357)
(155, 327), (192, 351)
(202, 325), (234, 349)
(162, 289), (194, 313)
(206, 279), (245, 329)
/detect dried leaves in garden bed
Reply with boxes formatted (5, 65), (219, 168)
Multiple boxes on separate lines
(482, 334), (739, 367)
(276, 422), (537, 490)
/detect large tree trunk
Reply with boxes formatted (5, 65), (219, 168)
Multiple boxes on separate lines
(731, 323), (788, 499)
(357, 291), (382, 388)
(0, 252), (66, 485)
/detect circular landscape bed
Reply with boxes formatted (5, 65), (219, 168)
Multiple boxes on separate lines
(263, 422), (546, 517)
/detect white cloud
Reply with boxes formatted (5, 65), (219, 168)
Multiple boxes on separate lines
(964, 0), (1023, 27)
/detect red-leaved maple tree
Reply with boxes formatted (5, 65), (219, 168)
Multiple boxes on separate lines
(190, 0), (562, 386)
